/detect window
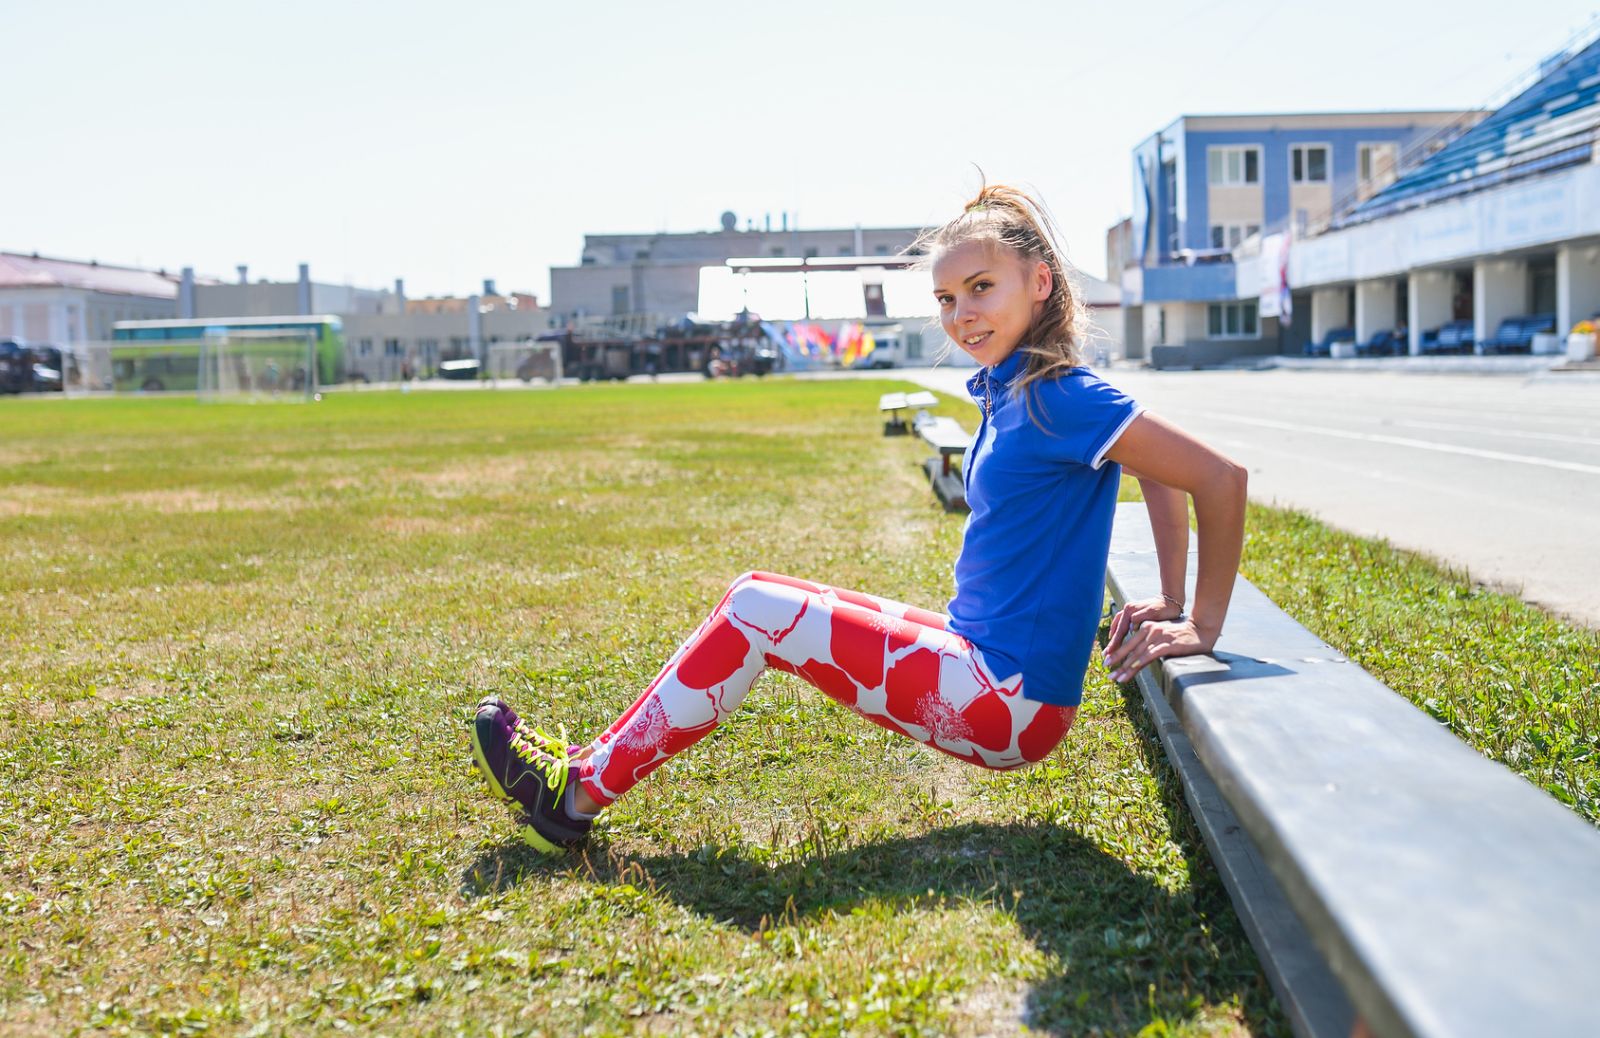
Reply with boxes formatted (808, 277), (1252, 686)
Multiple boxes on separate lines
(611, 285), (629, 315)
(874, 244), (890, 255)
(384, 338), (402, 357)
(358, 337), (373, 356)
(1291, 144), (1329, 183)
(1208, 223), (1261, 250)
(1162, 159), (1179, 254)
(769, 246), (785, 257)
(1207, 146), (1260, 186)
(1207, 301), (1260, 339)
(1359, 142), (1399, 189)
(804, 246), (819, 259)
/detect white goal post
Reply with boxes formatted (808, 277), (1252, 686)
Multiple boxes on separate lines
(196, 329), (319, 401)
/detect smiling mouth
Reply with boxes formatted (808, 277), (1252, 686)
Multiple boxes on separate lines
(963, 333), (991, 347)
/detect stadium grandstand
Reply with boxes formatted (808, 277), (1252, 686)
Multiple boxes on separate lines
(1338, 30), (1600, 228)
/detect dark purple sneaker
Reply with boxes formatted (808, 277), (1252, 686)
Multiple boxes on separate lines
(470, 702), (592, 854)
(476, 695), (583, 757)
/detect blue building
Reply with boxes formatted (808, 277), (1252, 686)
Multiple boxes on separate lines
(1111, 111), (1473, 366)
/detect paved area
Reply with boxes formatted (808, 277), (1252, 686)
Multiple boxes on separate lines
(900, 365), (1600, 628)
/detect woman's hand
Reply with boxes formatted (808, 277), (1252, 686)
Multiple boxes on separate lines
(1103, 604), (1216, 684)
(1104, 595), (1182, 654)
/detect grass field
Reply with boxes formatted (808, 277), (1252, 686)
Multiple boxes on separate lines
(0, 379), (1594, 1036)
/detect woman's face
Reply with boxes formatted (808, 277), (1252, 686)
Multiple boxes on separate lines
(932, 240), (1052, 368)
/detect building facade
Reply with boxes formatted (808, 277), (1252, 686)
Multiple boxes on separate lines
(192, 268), (547, 381)
(0, 252), (180, 345)
(550, 212), (926, 321)
(1236, 33), (1600, 357)
(1115, 111), (1474, 366)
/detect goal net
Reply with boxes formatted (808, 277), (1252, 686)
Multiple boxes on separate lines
(196, 329), (318, 401)
(69, 332), (318, 401)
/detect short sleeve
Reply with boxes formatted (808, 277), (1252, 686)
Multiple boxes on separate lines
(1030, 372), (1143, 469)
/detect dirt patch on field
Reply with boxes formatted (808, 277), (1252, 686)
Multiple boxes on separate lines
(0, 485), (299, 517)
(373, 514), (492, 538)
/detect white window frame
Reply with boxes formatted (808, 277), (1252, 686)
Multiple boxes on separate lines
(1358, 141), (1399, 186)
(1207, 145), (1261, 187)
(1208, 222), (1262, 250)
(1207, 301), (1260, 339)
(1290, 143), (1331, 184)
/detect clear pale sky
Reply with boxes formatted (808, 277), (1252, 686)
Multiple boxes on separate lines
(5, 1), (1597, 300)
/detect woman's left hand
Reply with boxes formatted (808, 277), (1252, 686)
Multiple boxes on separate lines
(1103, 608), (1215, 684)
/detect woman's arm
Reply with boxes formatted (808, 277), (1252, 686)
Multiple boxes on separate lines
(1101, 412), (1247, 682)
(1102, 473), (1189, 652)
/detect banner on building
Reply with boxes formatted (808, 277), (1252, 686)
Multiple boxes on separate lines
(1257, 233), (1292, 320)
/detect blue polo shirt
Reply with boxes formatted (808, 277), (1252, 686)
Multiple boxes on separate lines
(946, 351), (1142, 706)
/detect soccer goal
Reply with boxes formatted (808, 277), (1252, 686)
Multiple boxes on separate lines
(486, 338), (562, 385)
(71, 331), (319, 401)
(195, 329), (319, 402)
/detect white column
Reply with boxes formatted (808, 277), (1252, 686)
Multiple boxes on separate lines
(48, 301), (68, 344)
(1355, 280), (1397, 345)
(1311, 287), (1350, 344)
(1558, 242), (1600, 333)
(1408, 270), (1454, 355)
(1473, 258), (1527, 353)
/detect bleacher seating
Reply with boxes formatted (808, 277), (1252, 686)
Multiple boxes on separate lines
(1480, 313), (1557, 354)
(1303, 327), (1354, 357)
(1421, 319), (1475, 355)
(1344, 36), (1600, 225)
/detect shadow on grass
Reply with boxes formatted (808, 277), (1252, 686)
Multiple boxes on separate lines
(462, 819), (1278, 1035)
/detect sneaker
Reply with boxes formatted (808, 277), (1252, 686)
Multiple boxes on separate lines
(470, 703), (592, 854)
(476, 695), (583, 757)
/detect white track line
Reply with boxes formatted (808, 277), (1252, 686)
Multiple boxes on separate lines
(1186, 411), (1600, 477)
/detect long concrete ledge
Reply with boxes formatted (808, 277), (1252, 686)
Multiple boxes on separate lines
(1106, 502), (1600, 1038)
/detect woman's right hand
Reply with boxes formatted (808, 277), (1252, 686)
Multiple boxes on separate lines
(1103, 596), (1184, 665)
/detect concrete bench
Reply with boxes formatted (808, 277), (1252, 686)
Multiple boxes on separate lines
(1105, 501), (1600, 1038)
(879, 390), (939, 436)
(914, 412), (972, 513)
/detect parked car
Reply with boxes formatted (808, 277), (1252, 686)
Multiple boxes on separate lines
(437, 357), (481, 380)
(30, 345), (64, 391)
(0, 340), (35, 393)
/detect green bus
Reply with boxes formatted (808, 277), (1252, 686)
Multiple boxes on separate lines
(110, 315), (345, 392)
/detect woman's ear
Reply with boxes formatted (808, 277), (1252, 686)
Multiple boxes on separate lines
(1032, 259), (1053, 302)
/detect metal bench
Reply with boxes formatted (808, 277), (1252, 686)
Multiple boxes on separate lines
(914, 412), (972, 513)
(878, 390), (939, 436)
(1105, 501), (1600, 1038)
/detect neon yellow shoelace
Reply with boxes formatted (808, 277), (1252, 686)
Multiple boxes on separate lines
(508, 726), (570, 801)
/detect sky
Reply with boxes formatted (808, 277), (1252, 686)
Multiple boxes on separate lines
(5, 0), (1598, 302)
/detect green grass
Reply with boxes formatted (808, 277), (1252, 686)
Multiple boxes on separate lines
(4, 377), (1592, 1035)
(0, 383), (1274, 1037)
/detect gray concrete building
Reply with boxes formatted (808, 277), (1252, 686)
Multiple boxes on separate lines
(550, 211), (926, 321)
(191, 263), (401, 319)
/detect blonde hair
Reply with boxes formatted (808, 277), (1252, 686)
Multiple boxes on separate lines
(912, 183), (1090, 417)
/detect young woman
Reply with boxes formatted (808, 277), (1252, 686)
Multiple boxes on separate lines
(470, 185), (1248, 854)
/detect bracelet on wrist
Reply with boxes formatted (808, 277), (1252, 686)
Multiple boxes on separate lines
(1161, 592), (1185, 610)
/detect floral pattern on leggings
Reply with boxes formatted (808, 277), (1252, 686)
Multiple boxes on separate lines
(578, 572), (1075, 806)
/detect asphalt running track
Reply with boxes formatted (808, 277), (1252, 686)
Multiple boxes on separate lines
(900, 365), (1600, 629)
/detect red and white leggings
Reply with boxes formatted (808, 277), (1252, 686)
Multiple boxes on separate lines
(577, 572), (1077, 807)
